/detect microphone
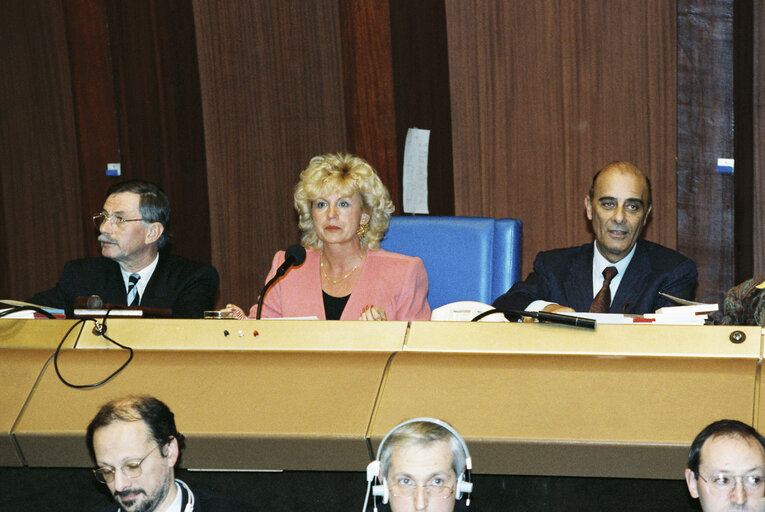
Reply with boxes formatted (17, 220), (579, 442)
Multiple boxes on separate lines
(256, 245), (306, 319)
(472, 308), (596, 329)
(275, 244), (307, 277)
(86, 295), (103, 309)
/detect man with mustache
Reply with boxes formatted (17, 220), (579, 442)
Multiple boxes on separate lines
(493, 161), (697, 315)
(29, 180), (218, 317)
(87, 395), (259, 512)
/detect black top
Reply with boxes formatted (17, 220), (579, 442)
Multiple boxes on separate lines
(322, 291), (350, 320)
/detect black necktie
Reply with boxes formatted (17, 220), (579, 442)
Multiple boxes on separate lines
(589, 266), (618, 313)
(127, 274), (141, 306)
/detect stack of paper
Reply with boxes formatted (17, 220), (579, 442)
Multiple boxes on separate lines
(643, 304), (719, 325)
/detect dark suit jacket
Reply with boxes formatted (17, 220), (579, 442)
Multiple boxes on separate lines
(492, 240), (698, 314)
(94, 481), (261, 512)
(29, 252), (219, 318)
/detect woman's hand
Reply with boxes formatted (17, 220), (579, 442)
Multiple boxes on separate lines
(359, 305), (387, 321)
(225, 304), (247, 320)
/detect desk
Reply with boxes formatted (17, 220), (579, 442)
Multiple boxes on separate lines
(6, 319), (407, 470)
(1, 319), (762, 478)
(369, 322), (762, 478)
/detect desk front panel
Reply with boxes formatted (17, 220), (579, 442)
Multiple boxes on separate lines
(0, 349), (55, 466)
(371, 351), (757, 479)
(14, 348), (392, 471)
(73, 319), (409, 351)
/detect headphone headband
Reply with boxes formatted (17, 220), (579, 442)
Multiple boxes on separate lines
(375, 417), (472, 470)
(367, 417), (474, 508)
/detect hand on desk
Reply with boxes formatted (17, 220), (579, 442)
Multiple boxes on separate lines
(359, 305), (386, 321)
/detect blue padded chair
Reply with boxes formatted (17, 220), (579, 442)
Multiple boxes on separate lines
(380, 216), (523, 310)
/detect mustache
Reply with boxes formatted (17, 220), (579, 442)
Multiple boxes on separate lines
(114, 487), (145, 498)
(98, 234), (118, 244)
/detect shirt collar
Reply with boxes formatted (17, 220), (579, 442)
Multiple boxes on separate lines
(120, 253), (159, 296)
(592, 240), (637, 277)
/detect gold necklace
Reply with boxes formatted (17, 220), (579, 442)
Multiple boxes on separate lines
(321, 253), (362, 284)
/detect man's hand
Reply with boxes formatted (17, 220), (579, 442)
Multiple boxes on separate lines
(541, 304), (575, 314)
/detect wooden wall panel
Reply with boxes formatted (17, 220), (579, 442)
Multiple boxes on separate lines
(193, 0), (347, 309)
(446, 0), (677, 281)
(339, 0), (399, 205)
(677, 0), (735, 304)
(0, 1), (84, 299)
(752, 3), (765, 277)
(62, 0), (120, 250)
(389, 0), (454, 215)
(105, 0), (211, 265)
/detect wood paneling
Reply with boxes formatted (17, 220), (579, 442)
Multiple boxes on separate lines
(389, 0), (454, 215)
(339, 0), (399, 204)
(62, 0), (120, 251)
(446, 0), (678, 281)
(0, 1), (83, 299)
(192, 0), (347, 309)
(752, 2), (765, 277)
(105, 0), (211, 264)
(677, 0), (735, 304)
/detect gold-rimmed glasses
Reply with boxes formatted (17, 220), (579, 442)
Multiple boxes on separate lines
(92, 212), (145, 229)
(389, 477), (455, 500)
(93, 444), (160, 484)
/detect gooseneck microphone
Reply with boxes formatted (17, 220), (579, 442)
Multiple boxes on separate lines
(472, 308), (596, 329)
(256, 244), (306, 319)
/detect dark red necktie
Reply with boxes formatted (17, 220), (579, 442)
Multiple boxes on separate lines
(589, 266), (618, 313)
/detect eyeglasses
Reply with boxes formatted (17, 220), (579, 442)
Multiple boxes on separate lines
(698, 473), (765, 496)
(92, 212), (145, 229)
(93, 444), (160, 484)
(389, 478), (455, 499)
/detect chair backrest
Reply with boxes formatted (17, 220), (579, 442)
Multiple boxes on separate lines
(380, 216), (522, 309)
(493, 218), (523, 302)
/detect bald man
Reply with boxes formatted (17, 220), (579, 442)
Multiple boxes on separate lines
(493, 161), (697, 315)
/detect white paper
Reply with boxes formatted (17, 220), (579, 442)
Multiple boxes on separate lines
(403, 128), (430, 214)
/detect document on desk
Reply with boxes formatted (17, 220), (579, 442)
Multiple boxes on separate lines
(558, 311), (710, 326)
(557, 312), (633, 324)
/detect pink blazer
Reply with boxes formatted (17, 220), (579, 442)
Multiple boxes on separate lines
(249, 248), (430, 321)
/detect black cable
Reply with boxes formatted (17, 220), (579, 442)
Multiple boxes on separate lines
(53, 308), (134, 389)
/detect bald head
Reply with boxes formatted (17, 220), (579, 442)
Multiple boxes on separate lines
(589, 161), (652, 207)
(584, 161), (652, 263)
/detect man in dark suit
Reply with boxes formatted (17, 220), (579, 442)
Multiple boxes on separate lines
(29, 180), (218, 318)
(493, 161), (697, 314)
(87, 395), (260, 512)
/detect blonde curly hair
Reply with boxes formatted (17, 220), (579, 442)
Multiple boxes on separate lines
(294, 153), (394, 250)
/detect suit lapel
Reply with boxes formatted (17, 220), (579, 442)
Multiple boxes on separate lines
(611, 241), (648, 313)
(140, 253), (164, 305)
(563, 244), (595, 312)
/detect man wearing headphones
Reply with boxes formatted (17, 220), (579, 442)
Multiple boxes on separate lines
(365, 418), (473, 512)
(86, 395), (260, 512)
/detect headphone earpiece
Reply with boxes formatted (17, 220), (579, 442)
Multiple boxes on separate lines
(455, 472), (473, 500)
(372, 477), (390, 504)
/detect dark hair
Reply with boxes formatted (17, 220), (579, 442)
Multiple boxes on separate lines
(588, 161), (652, 207)
(86, 395), (186, 464)
(687, 419), (765, 475)
(106, 180), (171, 248)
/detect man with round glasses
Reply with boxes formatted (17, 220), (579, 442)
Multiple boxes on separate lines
(685, 419), (765, 512)
(87, 395), (259, 512)
(29, 180), (218, 317)
(366, 418), (472, 512)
